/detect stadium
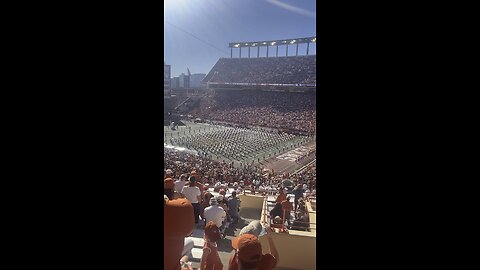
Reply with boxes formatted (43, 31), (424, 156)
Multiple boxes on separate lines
(164, 35), (317, 270)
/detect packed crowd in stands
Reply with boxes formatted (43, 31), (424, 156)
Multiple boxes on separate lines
(164, 147), (315, 269)
(190, 90), (316, 135)
(203, 56), (316, 85)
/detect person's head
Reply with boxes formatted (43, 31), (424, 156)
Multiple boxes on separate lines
(273, 216), (283, 224)
(164, 178), (175, 200)
(217, 195), (224, 203)
(204, 221), (222, 242)
(231, 191), (237, 198)
(164, 197), (194, 270)
(166, 169), (173, 177)
(204, 192), (213, 202)
(179, 174), (187, 181)
(232, 234), (263, 269)
(209, 197), (217, 206)
(188, 176), (196, 187)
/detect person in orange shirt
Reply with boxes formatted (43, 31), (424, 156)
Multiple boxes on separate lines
(281, 197), (293, 226)
(275, 188), (286, 203)
(164, 178), (175, 200)
(228, 226), (279, 270)
(200, 221), (224, 270)
(164, 197), (195, 270)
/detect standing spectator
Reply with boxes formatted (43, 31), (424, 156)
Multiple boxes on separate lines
(275, 188), (286, 203)
(175, 174), (188, 194)
(292, 184), (304, 212)
(200, 221), (223, 270)
(281, 197), (293, 225)
(227, 191), (240, 224)
(181, 176), (202, 225)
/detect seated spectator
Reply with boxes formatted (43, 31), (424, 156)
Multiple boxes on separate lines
(204, 197), (226, 231)
(200, 221), (223, 270)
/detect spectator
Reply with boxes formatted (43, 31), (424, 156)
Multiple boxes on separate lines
(204, 197), (226, 230)
(228, 226), (279, 270)
(164, 197), (195, 270)
(164, 178), (175, 200)
(200, 221), (223, 270)
(269, 202), (284, 221)
(281, 197), (293, 225)
(175, 174), (188, 194)
(181, 176), (202, 225)
(292, 184), (304, 212)
(275, 188), (286, 203)
(227, 191), (240, 224)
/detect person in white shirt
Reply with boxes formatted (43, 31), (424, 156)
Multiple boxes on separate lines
(181, 176), (202, 224)
(175, 174), (187, 194)
(203, 197), (226, 232)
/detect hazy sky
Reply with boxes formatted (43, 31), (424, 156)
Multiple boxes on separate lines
(164, 0), (316, 77)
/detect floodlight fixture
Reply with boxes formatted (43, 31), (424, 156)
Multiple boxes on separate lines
(271, 42), (276, 45)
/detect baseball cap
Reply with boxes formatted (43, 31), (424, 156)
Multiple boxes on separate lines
(164, 198), (194, 237)
(164, 178), (174, 189)
(209, 197), (217, 205)
(188, 176), (196, 183)
(166, 169), (173, 175)
(231, 234), (263, 263)
(204, 221), (222, 242)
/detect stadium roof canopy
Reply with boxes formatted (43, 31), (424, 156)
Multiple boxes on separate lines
(229, 37), (316, 48)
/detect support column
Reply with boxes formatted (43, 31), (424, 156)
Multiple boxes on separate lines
(276, 45), (278, 57)
(257, 46), (260, 58)
(230, 47), (233, 58)
(267, 46), (269, 57)
(239, 48), (241, 58)
(248, 47), (251, 58)
(296, 43), (299, 56)
(286, 44), (288, 56)
(306, 42), (310, 55)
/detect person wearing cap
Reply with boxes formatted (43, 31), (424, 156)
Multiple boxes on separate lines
(228, 225), (279, 270)
(204, 197), (226, 229)
(200, 221), (223, 270)
(164, 178), (175, 200)
(166, 169), (174, 178)
(227, 191), (240, 224)
(164, 197), (195, 270)
(181, 176), (202, 224)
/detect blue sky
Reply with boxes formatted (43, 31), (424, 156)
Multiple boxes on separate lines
(164, 0), (316, 77)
